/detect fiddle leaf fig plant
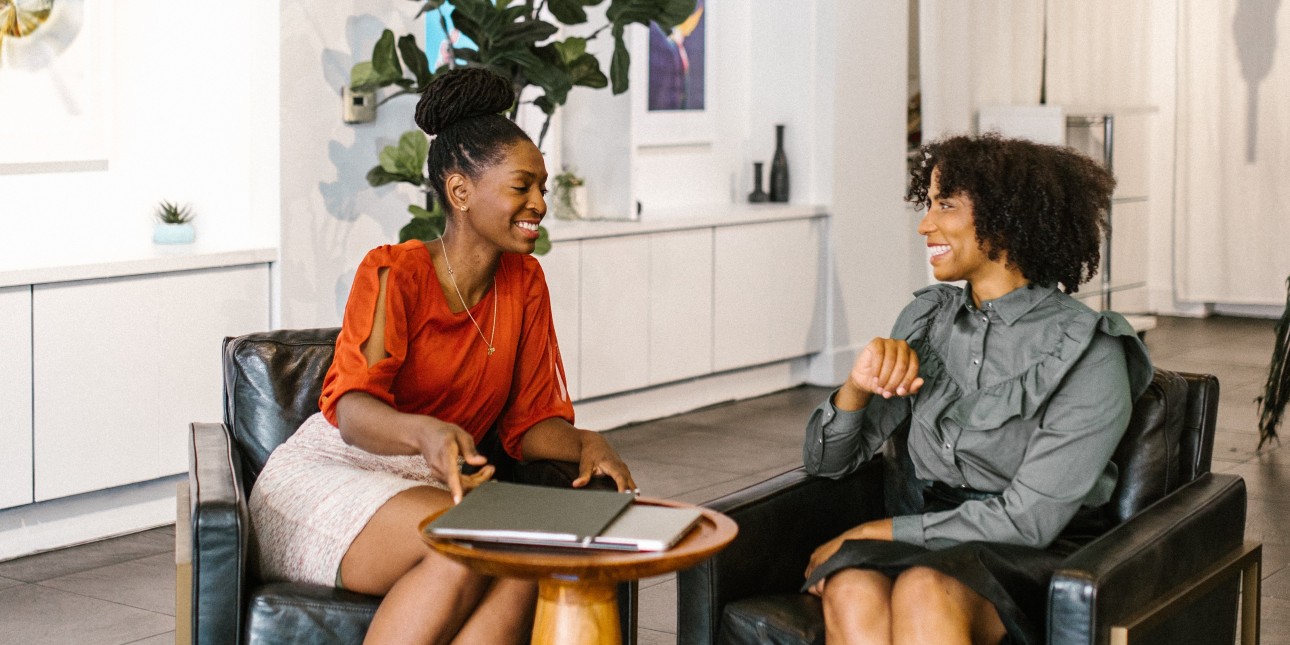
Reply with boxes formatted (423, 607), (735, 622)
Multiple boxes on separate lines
(350, 0), (695, 251)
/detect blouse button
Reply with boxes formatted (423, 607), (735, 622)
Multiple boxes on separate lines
(973, 359), (980, 365)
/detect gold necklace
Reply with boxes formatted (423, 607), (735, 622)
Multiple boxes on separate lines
(437, 236), (497, 356)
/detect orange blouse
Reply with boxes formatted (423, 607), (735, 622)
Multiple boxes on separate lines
(319, 241), (574, 460)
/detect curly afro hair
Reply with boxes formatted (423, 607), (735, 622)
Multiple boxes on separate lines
(905, 133), (1116, 293)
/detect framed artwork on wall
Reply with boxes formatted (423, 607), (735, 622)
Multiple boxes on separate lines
(631, 0), (712, 147)
(0, 0), (111, 172)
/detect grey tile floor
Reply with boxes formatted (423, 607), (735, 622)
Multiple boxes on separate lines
(0, 315), (1285, 644)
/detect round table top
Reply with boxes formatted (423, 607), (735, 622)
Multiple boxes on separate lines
(419, 497), (738, 584)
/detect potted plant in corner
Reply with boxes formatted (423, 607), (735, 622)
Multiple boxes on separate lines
(552, 168), (586, 220)
(152, 200), (196, 245)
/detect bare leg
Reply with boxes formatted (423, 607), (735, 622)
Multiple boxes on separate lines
(340, 486), (532, 645)
(890, 566), (1006, 645)
(451, 577), (538, 645)
(822, 568), (894, 645)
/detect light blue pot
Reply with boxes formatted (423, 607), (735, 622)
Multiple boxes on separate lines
(153, 222), (196, 245)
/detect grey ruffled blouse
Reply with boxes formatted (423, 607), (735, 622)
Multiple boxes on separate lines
(803, 283), (1153, 550)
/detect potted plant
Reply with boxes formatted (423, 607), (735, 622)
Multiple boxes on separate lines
(552, 168), (586, 220)
(152, 200), (196, 244)
(350, 0), (696, 245)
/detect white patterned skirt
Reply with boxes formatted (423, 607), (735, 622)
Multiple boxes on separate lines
(247, 412), (448, 587)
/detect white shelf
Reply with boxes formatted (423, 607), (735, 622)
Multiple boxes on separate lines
(544, 203), (827, 242)
(0, 242), (278, 288)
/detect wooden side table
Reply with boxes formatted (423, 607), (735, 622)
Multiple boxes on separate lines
(420, 497), (738, 645)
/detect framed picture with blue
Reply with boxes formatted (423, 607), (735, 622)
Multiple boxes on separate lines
(631, 0), (712, 147)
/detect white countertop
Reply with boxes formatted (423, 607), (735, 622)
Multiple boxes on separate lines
(0, 241), (278, 288)
(544, 203), (828, 242)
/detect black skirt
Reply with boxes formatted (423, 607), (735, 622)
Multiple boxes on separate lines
(801, 482), (1108, 645)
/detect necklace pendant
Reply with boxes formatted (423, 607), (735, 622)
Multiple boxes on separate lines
(487, 346), (495, 356)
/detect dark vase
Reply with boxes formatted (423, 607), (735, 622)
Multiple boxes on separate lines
(769, 124), (790, 202)
(748, 162), (769, 203)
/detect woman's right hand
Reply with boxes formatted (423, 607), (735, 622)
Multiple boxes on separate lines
(416, 419), (493, 504)
(845, 337), (924, 400)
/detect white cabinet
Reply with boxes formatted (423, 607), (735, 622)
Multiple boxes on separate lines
(546, 213), (825, 401)
(714, 218), (825, 371)
(648, 229), (713, 384)
(579, 237), (651, 399)
(32, 265), (270, 501)
(0, 286), (33, 510)
(539, 244), (582, 400)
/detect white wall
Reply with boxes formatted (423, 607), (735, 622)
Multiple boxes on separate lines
(277, 1), (425, 328)
(810, 1), (921, 385)
(0, 1), (278, 252)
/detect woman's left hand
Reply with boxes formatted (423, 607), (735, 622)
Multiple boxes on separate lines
(574, 432), (637, 492)
(805, 518), (894, 596)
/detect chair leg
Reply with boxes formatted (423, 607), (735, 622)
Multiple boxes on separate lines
(1110, 542), (1262, 645)
(176, 481), (193, 645)
(1241, 546), (1261, 645)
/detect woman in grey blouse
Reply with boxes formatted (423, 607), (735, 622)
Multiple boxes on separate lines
(802, 134), (1153, 645)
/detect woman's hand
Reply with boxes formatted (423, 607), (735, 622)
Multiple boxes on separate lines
(415, 418), (494, 504)
(836, 337), (925, 411)
(574, 432), (637, 492)
(804, 518), (894, 596)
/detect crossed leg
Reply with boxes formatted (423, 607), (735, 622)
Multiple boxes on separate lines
(822, 566), (1007, 645)
(340, 486), (538, 645)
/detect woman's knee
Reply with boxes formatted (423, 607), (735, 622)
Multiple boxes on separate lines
(892, 567), (958, 605)
(822, 569), (892, 612)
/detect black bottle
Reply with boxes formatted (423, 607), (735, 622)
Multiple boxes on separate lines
(748, 162), (769, 203)
(769, 124), (790, 202)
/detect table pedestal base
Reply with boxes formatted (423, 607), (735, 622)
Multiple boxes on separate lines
(532, 578), (621, 645)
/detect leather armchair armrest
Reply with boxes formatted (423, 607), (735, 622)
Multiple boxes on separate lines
(189, 422), (251, 645)
(677, 460), (886, 645)
(1048, 472), (1247, 645)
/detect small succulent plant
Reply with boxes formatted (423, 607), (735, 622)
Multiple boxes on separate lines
(154, 200), (195, 225)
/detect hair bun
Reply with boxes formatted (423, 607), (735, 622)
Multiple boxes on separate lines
(415, 67), (515, 136)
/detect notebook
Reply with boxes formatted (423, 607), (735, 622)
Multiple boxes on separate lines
(424, 481), (634, 548)
(424, 481), (703, 552)
(589, 504), (704, 551)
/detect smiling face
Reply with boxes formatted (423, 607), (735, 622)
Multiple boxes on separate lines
(917, 167), (1001, 285)
(449, 140), (549, 254)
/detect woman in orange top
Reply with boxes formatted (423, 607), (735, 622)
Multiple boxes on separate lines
(248, 67), (636, 644)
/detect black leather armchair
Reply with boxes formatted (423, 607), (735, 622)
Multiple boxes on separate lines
(186, 328), (637, 644)
(678, 369), (1261, 645)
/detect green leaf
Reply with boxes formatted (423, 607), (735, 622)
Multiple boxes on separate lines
(655, 0), (697, 28)
(407, 204), (439, 219)
(610, 24), (630, 94)
(412, 0), (445, 19)
(372, 30), (403, 81)
(533, 226), (552, 255)
(568, 52), (607, 88)
(533, 95), (557, 115)
(367, 166), (410, 188)
(350, 61), (382, 91)
(494, 19), (559, 49)
(399, 216), (445, 243)
(397, 34), (433, 90)
(547, 0), (593, 25)
(396, 130), (430, 175)
(553, 37), (588, 64)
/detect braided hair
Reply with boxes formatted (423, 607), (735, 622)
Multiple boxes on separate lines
(415, 67), (531, 212)
(905, 134), (1116, 293)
